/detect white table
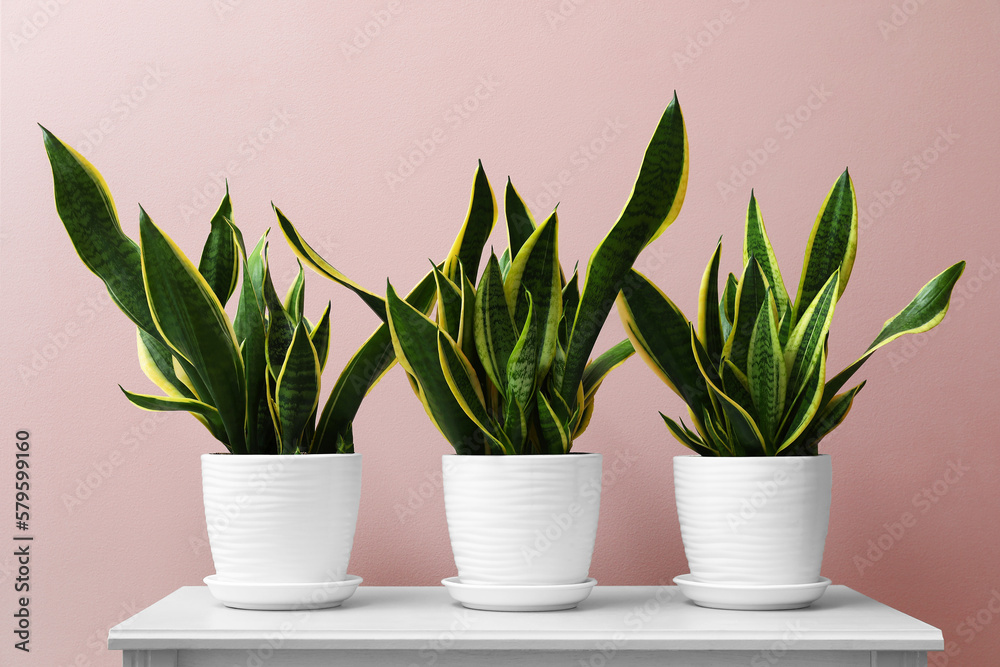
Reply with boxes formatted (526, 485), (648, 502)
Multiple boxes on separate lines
(109, 585), (943, 666)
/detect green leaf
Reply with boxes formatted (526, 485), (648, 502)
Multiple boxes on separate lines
(720, 359), (754, 416)
(537, 391), (570, 454)
(560, 94), (688, 406)
(41, 127), (159, 338)
(792, 169), (857, 325)
(505, 292), (538, 411)
(444, 160), (497, 284)
(120, 387), (227, 443)
(661, 413), (713, 456)
(283, 261), (306, 323)
(275, 321), (321, 454)
(386, 282), (486, 454)
(276, 205), (388, 320)
(432, 264), (463, 341)
(747, 293), (785, 451)
(139, 209), (246, 453)
(691, 327), (765, 455)
(312, 269), (438, 453)
(198, 188), (238, 307)
(504, 211), (562, 381)
(438, 332), (506, 453)
(823, 261), (965, 401)
(784, 271), (839, 400)
(499, 248), (512, 280)
(777, 341), (827, 452)
(791, 381), (866, 455)
(698, 240), (724, 366)
(503, 397), (528, 455)
(505, 177), (537, 260)
(309, 303), (332, 372)
(229, 231), (269, 453)
(617, 269), (712, 429)
(136, 329), (196, 400)
(582, 339), (634, 403)
(560, 270), (580, 346)
(263, 259), (295, 380)
(474, 254), (517, 390)
(743, 191), (789, 316)
(723, 258), (768, 375)
(720, 272), (738, 342)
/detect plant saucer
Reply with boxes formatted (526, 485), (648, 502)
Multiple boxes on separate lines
(442, 577), (597, 612)
(673, 574), (831, 611)
(204, 574), (362, 610)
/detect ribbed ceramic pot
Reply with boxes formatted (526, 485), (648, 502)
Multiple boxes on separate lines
(674, 455), (832, 585)
(442, 453), (602, 585)
(201, 453), (361, 584)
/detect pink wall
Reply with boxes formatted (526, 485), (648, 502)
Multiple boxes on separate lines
(2, 1), (998, 664)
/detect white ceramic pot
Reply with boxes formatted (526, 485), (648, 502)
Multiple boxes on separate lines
(442, 453), (602, 585)
(673, 455), (831, 585)
(201, 453), (361, 584)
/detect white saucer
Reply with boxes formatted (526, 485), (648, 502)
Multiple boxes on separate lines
(204, 574), (362, 610)
(442, 577), (597, 612)
(673, 574), (831, 610)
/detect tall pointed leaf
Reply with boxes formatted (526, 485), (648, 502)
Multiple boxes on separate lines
(505, 294), (538, 411)
(505, 177), (537, 259)
(474, 254), (517, 390)
(791, 381), (866, 455)
(41, 127), (157, 337)
(617, 269), (711, 424)
(386, 282), (486, 453)
(723, 258), (768, 374)
(309, 303), (332, 372)
(120, 387), (226, 443)
(438, 332), (506, 453)
(433, 265), (463, 340)
(747, 293), (785, 450)
(139, 210), (246, 452)
(198, 189), (238, 306)
(698, 240), (724, 365)
(275, 322), (321, 454)
(136, 329), (195, 400)
(444, 160), (497, 284)
(561, 94), (688, 405)
(582, 339), (634, 402)
(784, 271), (839, 400)
(283, 262), (306, 323)
(743, 191), (789, 316)
(537, 392), (570, 454)
(792, 169), (857, 324)
(504, 211), (562, 381)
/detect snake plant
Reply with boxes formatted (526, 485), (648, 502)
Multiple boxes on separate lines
(279, 96), (688, 454)
(618, 169), (965, 456)
(41, 128), (432, 454)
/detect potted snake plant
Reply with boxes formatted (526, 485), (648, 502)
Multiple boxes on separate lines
(617, 169), (964, 610)
(40, 129), (440, 609)
(281, 95), (688, 610)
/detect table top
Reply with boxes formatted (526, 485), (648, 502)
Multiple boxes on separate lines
(108, 585), (943, 652)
